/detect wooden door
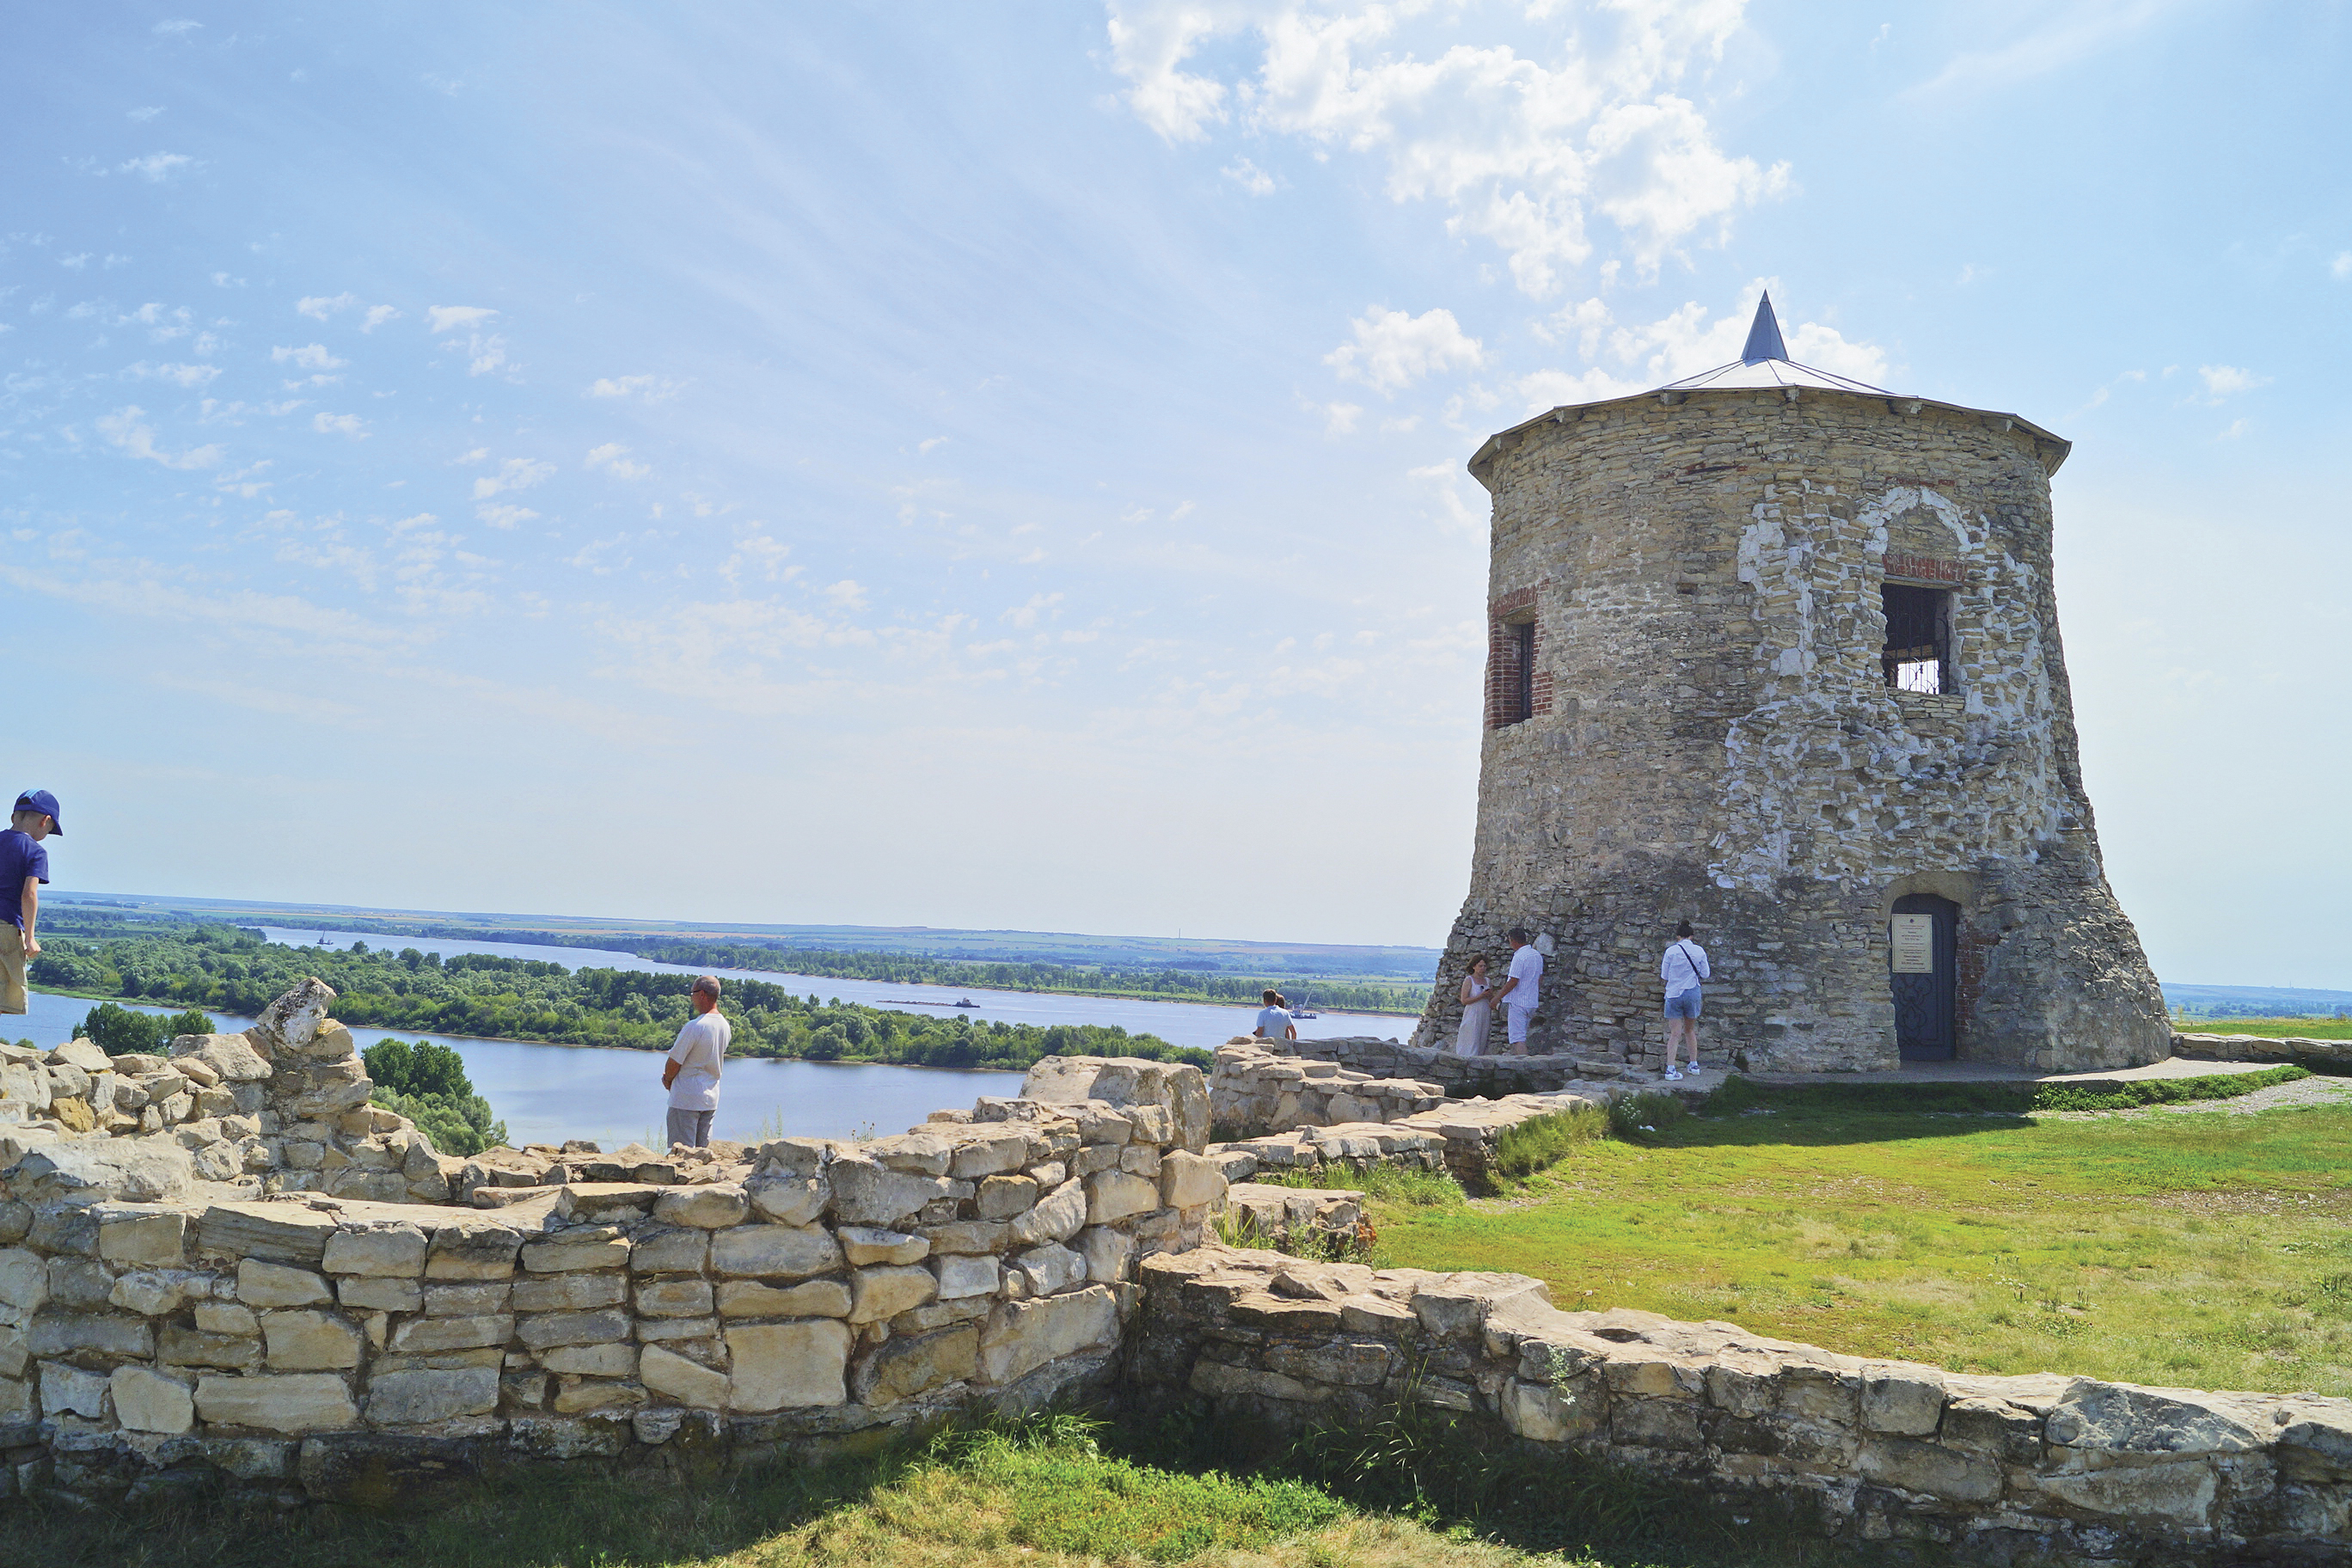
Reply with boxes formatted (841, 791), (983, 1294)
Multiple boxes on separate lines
(1890, 894), (1957, 1061)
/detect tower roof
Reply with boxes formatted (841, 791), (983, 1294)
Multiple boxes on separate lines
(1655, 291), (1894, 395)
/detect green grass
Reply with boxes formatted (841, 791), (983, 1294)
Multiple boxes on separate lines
(2, 1412), (1871, 1568)
(1702, 1064), (2312, 1118)
(2177, 1016), (2352, 1041)
(1369, 1081), (2352, 1396)
(1493, 1105), (1609, 1177)
(1260, 1162), (1468, 1207)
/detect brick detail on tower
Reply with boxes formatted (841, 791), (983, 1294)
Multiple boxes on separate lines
(1485, 588), (1552, 728)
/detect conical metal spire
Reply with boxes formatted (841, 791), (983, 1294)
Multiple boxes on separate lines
(1739, 291), (1789, 364)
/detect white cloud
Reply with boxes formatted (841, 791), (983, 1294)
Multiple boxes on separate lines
(1319, 400), (1363, 436)
(476, 504), (541, 529)
(427, 304), (498, 334)
(2332, 251), (2352, 280)
(362, 304), (400, 331)
(119, 152), (195, 182)
(297, 292), (356, 321)
(129, 106), (164, 123)
(311, 412), (366, 438)
(1222, 156), (1277, 195)
(585, 442), (650, 480)
(1325, 306), (1483, 392)
(124, 361), (218, 388)
(153, 18), (200, 35)
(1911, 0), (2173, 97)
(273, 343), (346, 371)
(723, 526), (797, 585)
(95, 405), (222, 469)
(466, 336), (510, 377)
(474, 457), (554, 499)
(1105, 2), (1785, 293)
(585, 373), (683, 401)
(825, 579), (872, 610)
(2197, 364), (2269, 399)
(1513, 283), (1889, 413)
(1005, 591), (1063, 628)
(2219, 418), (2250, 440)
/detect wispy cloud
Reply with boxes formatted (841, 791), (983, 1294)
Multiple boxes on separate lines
(2197, 364), (2269, 400)
(1910, 0), (2174, 97)
(124, 361), (219, 388)
(119, 152), (196, 182)
(427, 304), (497, 334)
(297, 292), (356, 321)
(95, 405), (223, 469)
(273, 343), (346, 371)
(585, 442), (650, 479)
(311, 411), (366, 438)
(1221, 156), (1277, 196)
(1326, 307), (1482, 393)
(474, 457), (554, 499)
(585, 373), (683, 401)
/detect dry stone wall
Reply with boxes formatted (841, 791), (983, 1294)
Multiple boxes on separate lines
(1413, 387), (2171, 1075)
(0, 983), (1226, 1508)
(1136, 1246), (2352, 1565)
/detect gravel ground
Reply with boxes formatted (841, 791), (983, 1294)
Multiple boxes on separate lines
(2038, 1074), (2352, 1123)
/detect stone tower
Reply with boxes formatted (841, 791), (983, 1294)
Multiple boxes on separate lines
(1412, 295), (2169, 1075)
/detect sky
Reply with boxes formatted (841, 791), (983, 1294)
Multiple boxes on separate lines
(2, 3), (2347, 987)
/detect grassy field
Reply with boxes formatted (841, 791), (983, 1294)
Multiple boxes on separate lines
(5, 1415), (1866, 1568)
(1369, 1083), (2352, 1397)
(2177, 1015), (2352, 1040)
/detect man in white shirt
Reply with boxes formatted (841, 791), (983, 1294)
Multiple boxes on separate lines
(1490, 928), (1543, 1056)
(1660, 922), (1711, 1081)
(661, 975), (732, 1149)
(1253, 989), (1298, 1043)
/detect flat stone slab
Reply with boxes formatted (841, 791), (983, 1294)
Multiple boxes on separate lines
(1741, 1057), (2282, 1088)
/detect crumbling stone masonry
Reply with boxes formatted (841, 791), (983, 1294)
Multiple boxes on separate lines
(1412, 364), (2171, 1074)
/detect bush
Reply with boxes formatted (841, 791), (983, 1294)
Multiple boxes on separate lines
(364, 1038), (507, 1155)
(72, 1001), (217, 1056)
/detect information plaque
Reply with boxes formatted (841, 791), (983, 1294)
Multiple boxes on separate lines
(1890, 912), (1935, 974)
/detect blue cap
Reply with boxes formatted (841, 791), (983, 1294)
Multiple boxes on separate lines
(15, 790), (60, 834)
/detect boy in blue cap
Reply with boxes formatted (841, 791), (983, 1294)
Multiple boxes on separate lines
(0, 790), (61, 1015)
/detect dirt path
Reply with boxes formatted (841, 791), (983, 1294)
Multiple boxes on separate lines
(2037, 1074), (2352, 1123)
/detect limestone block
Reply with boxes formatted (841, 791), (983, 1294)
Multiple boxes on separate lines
(1020, 1057), (1209, 1151)
(160, 1324), (260, 1370)
(716, 1279), (851, 1320)
(94, 1204), (188, 1267)
(338, 1277), (422, 1314)
(636, 1315), (718, 1344)
(640, 1344), (729, 1409)
(9, 1138), (193, 1204)
(111, 1364), (195, 1434)
(263, 1309), (364, 1370)
(170, 1034), (273, 1083)
(750, 1136), (831, 1176)
(828, 1153), (960, 1226)
(1501, 1376), (1600, 1442)
(0, 1322), (25, 1377)
(867, 1133), (952, 1175)
(934, 1255), (1000, 1301)
(1069, 1145), (1119, 1177)
(1854, 1436), (2000, 1503)
(635, 1278), (715, 1318)
(1118, 1145), (1161, 1177)
(1027, 1161), (1067, 1190)
(0, 1199), (29, 1244)
(1078, 1226), (1135, 1285)
(366, 1366), (499, 1425)
(521, 1234), (631, 1273)
(0, 1246), (49, 1314)
(2033, 1459), (2220, 1522)
(1008, 1179), (1086, 1247)
(322, 1223), (427, 1277)
(239, 1259), (334, 1308)
(1264, 1339), (1393, 1387)
(0, 1373), (29, 1421)
(41, 1359), (110, 1418)
(2043, 1378), (2264, 1455)
(977, 1285), (1118, 1387)
(1084, 1170), (1158, 1226)
(109, 1270), (195, 1316)
(248, 981), (335, 1057)
(971, 1175), (1035, 1221)
(194, 1371), (359, 1433)
(854, 1323), (978, 1405)
(849, 1265), (937, 1324)
(946, 1131), (1030, 1179)
(1612, 1396), (1703, 1449)
(426, 1282), (512, 1317)
(1158, 1152), (1225, 1211)
(839, 1226), (928, 1266)
(198, 1203), (336, 1265)
(540, 1343), (639, 1377)
(1860, 1368), (1947, 1436)
(652, 1185), (748, 1228)
(921, 1219), (1010, 1255)
(726, 1320), (849, 1411)
(28, 1311), (153, 1358)
(1191, 1360), (1324, 1403)
(553, 1377), (646, 1415)
(630, 1227), (710, 1276)
(426, 1220), (524, 1280)
(711, 1224), (843, 1280)
(388, 1314), (514, 1354)
(512, 1273), (625, 1314)
(516, 1308), (630, 1351)
(744, 1174), (826, 1227)
(1070, 1104), (1131, 1145)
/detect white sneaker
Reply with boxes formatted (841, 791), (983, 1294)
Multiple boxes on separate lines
(1663, 1069), (1681, 1081)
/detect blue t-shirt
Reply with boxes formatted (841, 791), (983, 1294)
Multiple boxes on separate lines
(0, 830), (46, 929)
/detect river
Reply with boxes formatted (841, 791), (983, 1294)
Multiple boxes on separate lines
(12, 927), (1412, 1147)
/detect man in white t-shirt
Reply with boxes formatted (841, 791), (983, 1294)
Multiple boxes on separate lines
(1491, 928), (1543, 1056)
(1253, 989), (1298, 1043)
(661, 975), (732, 1149)
(1659, 922), (1712, 1081)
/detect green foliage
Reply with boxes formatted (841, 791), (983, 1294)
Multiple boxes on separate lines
(28, 923), (1212, 1074)
(1265, 1162), (1466, 1207)
(1702, 1065), (2313, 1118)
(363, 1038), (505, 1155)
(70, 1001), (216, 1055)
(1605, 1090), (1689, 1142)
(1491, 1106), (1609, 1179)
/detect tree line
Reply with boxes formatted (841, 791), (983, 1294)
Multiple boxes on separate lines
(27, 922), (1214, 1075)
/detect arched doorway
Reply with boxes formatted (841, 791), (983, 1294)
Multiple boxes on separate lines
(1890, 894), (1959, 1061)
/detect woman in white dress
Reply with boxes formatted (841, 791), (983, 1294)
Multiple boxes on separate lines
(1455, 956), (1495, 1057)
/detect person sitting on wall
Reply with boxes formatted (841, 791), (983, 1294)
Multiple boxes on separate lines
(0, 791), (61, 1017)
(660, 975), (731, 1149)
(1455, 955), (1495, 1057)
(1660, 922), (1711, 1081)
(1490, 928), (1542, 1056)
(1253, 989), (1297, 1043)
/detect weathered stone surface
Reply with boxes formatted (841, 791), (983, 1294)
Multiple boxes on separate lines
(248, 979), (334, 1056)
(516, 1308), (630, 1351)
(946, 1131), (1030, 1179)
(934, 1254), (1000, 1300)
(29, 1310), (153, 1358)
(195, 1371), (359, 1433)
(160, 1323), (260, 1369)
(828, 1154), (959, 1226)
(717, 1278), (851, 1319)
(1008, 1179), (1086, 1247)
(199, 1203), (336, 1265)
(2043, 1378), (2265, 1455)
(539, 1343), (637, 1377)
(1158, 1152), (1224, 1210)
(974, 1175), (1038, 1220)
(553, 1377), (646, 1414)
(388, 1314), (513, 1354)
(640, 1344), (729, 1409)
(1020, 1058), (1210, 1152)
(426, 1281), (511, 1317)
(366, 1366), (499, 1425)
(0, 1246), (47, 1313)
(977, 1284), (1118, 1387)
(634, 1278), (715, 1318)
(94, 1204), (188, 1267)
(521, 1234), (631, 1273)
(1084, 1170), (1159, 1226)
(42, 1359), (110, 1418)
(1861, 1368), (1946, 1436)
(711, 1224), (843, 1280)
(264, 1309), (364, 1369)
(425, 1220), (523, 1280)
(849, 1264), (937, 1323)
(1079, 1225), (1135, 1285)
(854, 1324), (977, 1405)
(629, 1227), (709, 1276)
(10, 1138), (193, 1204)
(726, 1320), (850, 1411)
(239, 1259), (334, 1308)
(338, 1276), (423, 1313)
(838, 1226), (928, 1266)
(652, 1185), (748, 1228)
(1012, 1243), (1084, 1296)
(744, 1174), (826, 1227)
(322, 1223), (427, 1277)
(170, 1034), (273, 1083)
(1856, 1436), (2001, 1503)
(111, 1364), (196, 1433)
(513, 1273), (625, 1314)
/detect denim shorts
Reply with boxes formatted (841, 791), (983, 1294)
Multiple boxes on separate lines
(1663, 990), (1701, 1020)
